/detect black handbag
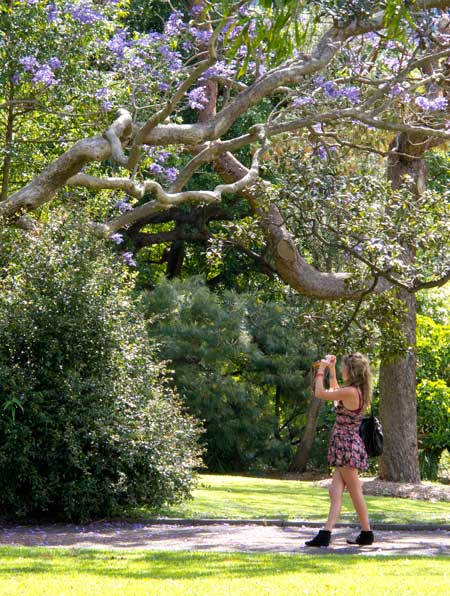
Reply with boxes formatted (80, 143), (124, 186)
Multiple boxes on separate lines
(359, 407), (383, 457)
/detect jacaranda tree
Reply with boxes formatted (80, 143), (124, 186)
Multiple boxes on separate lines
(1, 0), (450, 482)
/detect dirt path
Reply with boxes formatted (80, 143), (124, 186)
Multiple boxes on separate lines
(1, 521), (448, 556)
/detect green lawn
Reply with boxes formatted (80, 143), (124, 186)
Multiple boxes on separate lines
(0, 547), (448, 596)
(132, 474), (450, 525)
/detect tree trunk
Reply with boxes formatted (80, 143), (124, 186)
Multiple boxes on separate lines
(379, 289), (420, 482)
(289, 397), (323, 473)
(1, 84), (15, 201)
(166, 240), (185, 279)
(378, 131), (429, 482)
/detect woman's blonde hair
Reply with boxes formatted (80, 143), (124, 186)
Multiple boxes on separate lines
(342, 353), (372, 412)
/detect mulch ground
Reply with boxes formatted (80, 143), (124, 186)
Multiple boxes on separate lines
(315, 477), (450, 502)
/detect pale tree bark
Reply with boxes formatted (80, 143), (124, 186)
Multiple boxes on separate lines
(379, 289), (419, 481)
(379, 130), (432, 483)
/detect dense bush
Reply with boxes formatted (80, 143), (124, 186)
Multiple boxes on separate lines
(0, 218), (202, 521)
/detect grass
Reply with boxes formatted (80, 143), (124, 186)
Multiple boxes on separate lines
(131, 474), (450, 525)
(0, 547), (448, 595)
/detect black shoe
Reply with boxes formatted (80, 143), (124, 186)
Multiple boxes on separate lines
(346, 530), (374, 545)
(305, 529), (331, 547)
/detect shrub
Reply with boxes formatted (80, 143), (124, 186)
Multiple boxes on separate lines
(0, 217), (202, 521)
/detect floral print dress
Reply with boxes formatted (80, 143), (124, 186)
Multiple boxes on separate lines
(327, 388), (368, 471)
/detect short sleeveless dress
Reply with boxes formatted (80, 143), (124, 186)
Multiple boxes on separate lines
(327, 388), (368, 471)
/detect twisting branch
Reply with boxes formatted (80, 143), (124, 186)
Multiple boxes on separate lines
(0, 110), (132, 220)
(76, 134), (271, 236)
(170, 126), (262, 192)
(103, 108), (134, 166)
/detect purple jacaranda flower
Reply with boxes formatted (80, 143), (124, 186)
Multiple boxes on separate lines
(230, 25), (245, 41)
(109, 233), (124, 244)
(114, 199), (132, 212)
(182, 40), (193, 52)
(415, 96), (431, 110)
(158, 45), (182, 71)
(429, 96), (448, 110)
(191, 27), (212, 45)
(137, 32), (164, 47)
(292, 96), (315, 107)
(66, 2), (106, 25)
(313, 75), (325, 87)
(363, 31), (379, 45)
(388, 82), (404, 97)
(192, 4), (203, 16)
(323, 80), (339, 98)
(148, 163), (164, 175)
(19, 55), (39, 72)
(108, 29), (129, 59)
(95, 87), (110, 99)
(237, 44), (248, 58)
(101, 100), (113, 111)
(415, 95), (448, 111)
(158, 82), (170, 92)
(47, 2), (60, 22)
(384, 56), (401, 73)
(315, 145), (327, 159)
(32, 64), (58, 86)
(187, 86), (208, 110)
(312, 123), (324, 133)
(202, 60), (237, 80)
(129, 56), (145, 70)
(385, 40), (397, 50)
(48, 56), (62, 70)
(340, 86), (360, 104)
(122, 251), (137, 267)
(155, 150), (172, 163)
(164, 167), (179, 182)
(166, 10), (187, 36)
(11, 73), (21, 85)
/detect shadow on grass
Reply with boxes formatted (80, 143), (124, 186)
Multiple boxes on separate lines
(0, 549), (448, 581)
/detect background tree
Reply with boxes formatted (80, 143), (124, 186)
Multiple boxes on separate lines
(143, 277), (316, 472)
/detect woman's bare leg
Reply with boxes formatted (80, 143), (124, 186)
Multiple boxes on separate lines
(338, 467), (370, 531)
(324, 469), (346, 531)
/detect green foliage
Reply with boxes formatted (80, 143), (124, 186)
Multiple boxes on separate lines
(0, 216), (202, 521)
(416, 311), (450, 480)
(143, 277), (316, 472)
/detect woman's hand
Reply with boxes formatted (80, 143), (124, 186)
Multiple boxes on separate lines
(328, 354), (337, 369)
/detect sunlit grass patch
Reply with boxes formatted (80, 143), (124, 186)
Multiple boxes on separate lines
(0, 547), (448, 596)
(131, 474), (450, 525)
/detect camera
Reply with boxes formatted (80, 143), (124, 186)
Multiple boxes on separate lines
(312, 355), (332, 368)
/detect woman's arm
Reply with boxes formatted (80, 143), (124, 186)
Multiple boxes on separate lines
(314, 360), (358, 408)
(313, 363), (334, 401)
(328, 355), (339, 390)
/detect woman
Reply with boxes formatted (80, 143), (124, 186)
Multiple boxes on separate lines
(305, 353), (374, 547)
